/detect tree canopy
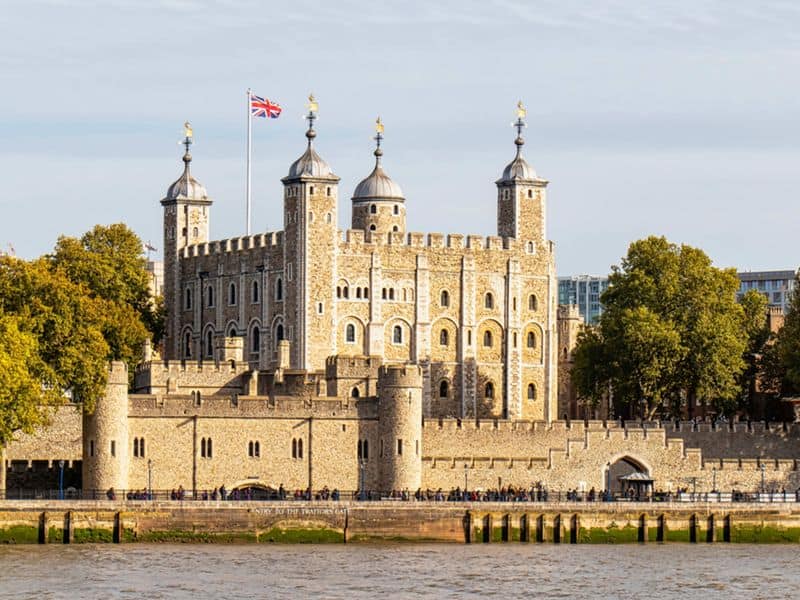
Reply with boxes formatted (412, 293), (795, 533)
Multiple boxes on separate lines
(572, 236), (748, 419)
(771, 271), (800, 395)
(0, 224), (160, 441)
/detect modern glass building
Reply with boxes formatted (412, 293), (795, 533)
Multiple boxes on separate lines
(558, 275), (610, 324)
(737, 270), (796, 313)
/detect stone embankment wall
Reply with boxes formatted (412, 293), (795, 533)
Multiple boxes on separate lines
(1, 501), (800, 544)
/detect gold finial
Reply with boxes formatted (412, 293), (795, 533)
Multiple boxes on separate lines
(375, 116), (384, 134)
(184, 121), (193, 138)
(516, 100), (526, 119)
(306, 93), (318, 113)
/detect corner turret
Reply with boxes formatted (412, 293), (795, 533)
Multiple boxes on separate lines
(496, 101), (549, 246)
(351, 117), (406, 238)
(378, 364), (423, 493)
(82, 361), (130, 495)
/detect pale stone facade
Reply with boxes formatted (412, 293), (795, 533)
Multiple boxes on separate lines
(7, 107), (800, 498)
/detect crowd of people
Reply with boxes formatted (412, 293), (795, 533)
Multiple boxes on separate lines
(106, 483), (800, 503)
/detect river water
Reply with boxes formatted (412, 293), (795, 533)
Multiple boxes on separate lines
(0, 543), (795, 598)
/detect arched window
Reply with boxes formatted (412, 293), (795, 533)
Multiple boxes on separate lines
(527, 331), (536, 348)
(200, 438), (206, 457)
(250, 327), (260, 353)
(229, 283), (237, 305)
(252, 281), (259, 303)
(133, 438), (139, 457)
(185, 288), (192, 310)
(439, 380), (449, 398)
(297, 439), (303, 458)
(369, 224), (376, 231)
(206, 330), (213, 357)
(393, 325), (402, 344)
(439, 329), (449, 346)
(356, 287), (362, 299)
(440, 290), (449, 307)
(382, 288), (387, 300)
(326, 212), (332, 223)
(291, 439), (297, 458)
(485, 293), (494, 309)
(276, 324), (284, 342)
(513, 332), (518, 348)
(527, 241), (534, 253)
(370, 204), (377, 214)
(343, 286), (349, 299)
(184, 332), (192, 358)
(346, 323), (356, 343)
(351, 387), (360, 398)
(248, 440), (254, 457)
(527, 383), (536, 400)
(363, 287), (369, 299)
(483, 330), (493, 347)
(485, 382), (494, 398)
(254, 441), (259, 457)
(528, 294), (538, 311)
(392, 225), (399, 232)
(528, 189), (533, 198)
(389, 288), (395, 300)
(362, 440), (369, 460)
(207, 285), (214, 307)
(393, 204), (399, 215)
(336, 286), (341, 298)
(228, 326), (237, 338)
(207, 438), (213, 458)
(275, 278), (283, 301)
(139, 438), (145, 458)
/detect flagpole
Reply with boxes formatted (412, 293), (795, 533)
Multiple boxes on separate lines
(246, 88), (252, 236)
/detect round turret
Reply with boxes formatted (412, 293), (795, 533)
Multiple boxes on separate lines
(377, 364), (423, 493)
(83, 361), (130, 496)
(351, 118), (406, 237)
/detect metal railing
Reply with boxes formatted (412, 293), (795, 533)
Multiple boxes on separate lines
(2, 488), (799, 503)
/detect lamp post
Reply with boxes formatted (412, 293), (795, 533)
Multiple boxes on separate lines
(464, 463), (469, 500)
(58, 460), (65, 500)
(359, 459), (366, 501)
(147, 459), (153, 501)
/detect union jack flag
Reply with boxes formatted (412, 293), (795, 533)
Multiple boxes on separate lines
(250, 94), (282, 119)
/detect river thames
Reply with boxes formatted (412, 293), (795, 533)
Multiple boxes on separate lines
(0, 543), (795, 598)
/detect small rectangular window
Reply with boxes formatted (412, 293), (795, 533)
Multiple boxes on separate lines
(110, 440), (116, 457)
(89, 440), (94, 457)
(397, 439), (403, 456)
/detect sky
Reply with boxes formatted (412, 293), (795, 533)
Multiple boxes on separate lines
(1, 0), (799, 275)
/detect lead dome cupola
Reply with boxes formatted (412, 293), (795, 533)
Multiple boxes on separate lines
(165, 122), (209, 201)
(496, 101), (538, 183)
(285, 94), (336, 180)
(352, 117), (404, 201)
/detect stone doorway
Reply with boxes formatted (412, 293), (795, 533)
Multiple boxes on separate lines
(605, 456), (650, 495)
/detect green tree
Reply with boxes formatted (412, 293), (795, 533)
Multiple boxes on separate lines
(572, 236), (747, 418)
(773, 271), (800, 394)
(52, 223), (163, 343)
(738, 289), (770, 412)
(0, 312), (62, 444)
(0, 256), (109, 412)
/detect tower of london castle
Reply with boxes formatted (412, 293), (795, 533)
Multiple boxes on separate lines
(7, 101), (800, 499)
(161, 102), (558, 422)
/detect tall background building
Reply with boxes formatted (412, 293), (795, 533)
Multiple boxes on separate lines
(557, 275), (609, 324)
(737, 270), (796, 313)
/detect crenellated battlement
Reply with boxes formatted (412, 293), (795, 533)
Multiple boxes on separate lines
(338, 230), (530, 255)
(378, 363), (423, 388)
(128, 393), (379, 419)
(182, 231), (284, 258)
(135, 359), (251, 376)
